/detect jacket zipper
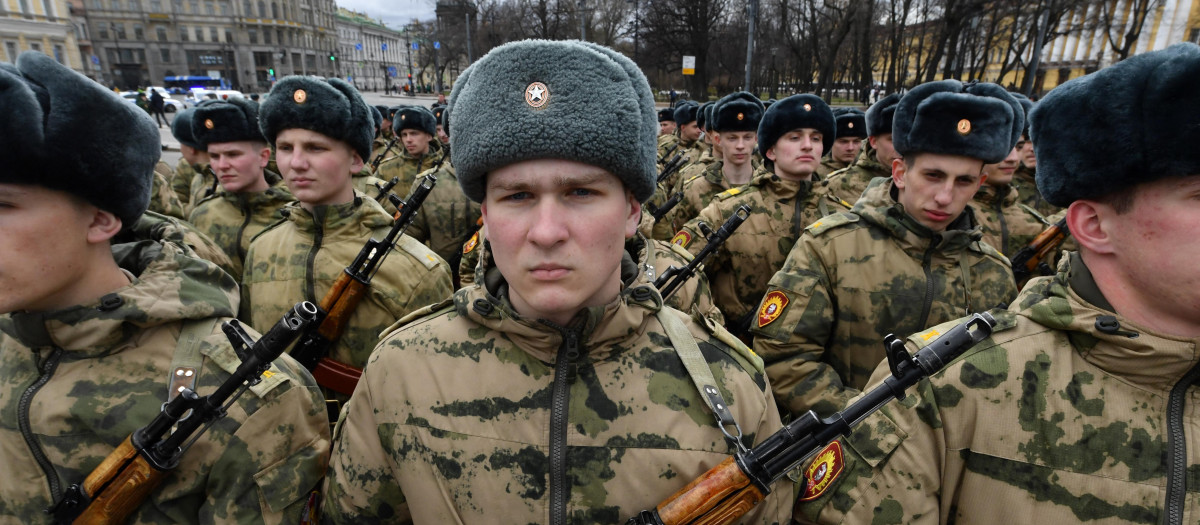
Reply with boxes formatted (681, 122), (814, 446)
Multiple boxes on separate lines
(916, 236), (938, 331)
(1162, 358), (1200, 524)
(304, 208), (326, 303)
(21, 348), (65, 504)
(547, 325), (581, 525)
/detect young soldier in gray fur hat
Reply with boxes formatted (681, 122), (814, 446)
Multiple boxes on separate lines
(169, 107), (217, 213)
(751, 79), (1019, 420)
(375, 106), (446, 194)
(824, 92), (902, 206)
(796, 41), (1200, 525)
(241, 75), (452, 403)
(323, 39), (789, 524)
(817, 107), (867, 177)
(0, 51), (329, 523)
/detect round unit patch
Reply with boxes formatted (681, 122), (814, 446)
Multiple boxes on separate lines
(525, 82), (549, 109)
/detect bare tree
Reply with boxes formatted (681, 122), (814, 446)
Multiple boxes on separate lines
(1091, 0), (1164, 61)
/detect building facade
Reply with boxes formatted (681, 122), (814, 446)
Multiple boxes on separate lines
(1, 0), (84, 71)
(334, 7), (403, 93)
(78, 0), (338, 91)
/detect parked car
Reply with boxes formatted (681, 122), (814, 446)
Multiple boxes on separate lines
(120, 91), (186, 112)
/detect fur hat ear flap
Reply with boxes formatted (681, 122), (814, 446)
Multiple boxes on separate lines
(673, 101), (699, 125)
(866, 93), (901, 137)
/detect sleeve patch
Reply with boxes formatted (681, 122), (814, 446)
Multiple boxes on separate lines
(671, 231), (692, 248)
(462, 231), (480, 254)
(757, 290), (789, 328)
(800, 441), (845, 501)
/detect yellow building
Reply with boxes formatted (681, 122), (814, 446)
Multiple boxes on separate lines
(1, 0), (83, 71)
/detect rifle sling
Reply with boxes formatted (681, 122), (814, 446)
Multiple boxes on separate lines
(167, 318), (218, 403)
(656, 309), (746, 452)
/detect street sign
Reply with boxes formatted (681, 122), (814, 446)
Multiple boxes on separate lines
(381, 43), (388, 51)
(434, 41), (440, 49)
(91, 55), (99, 65)
(355, 42), (362, 51)
(411, 42), (418, 50)
(682, 56), (695, 75)
(387, 66), (397, 76)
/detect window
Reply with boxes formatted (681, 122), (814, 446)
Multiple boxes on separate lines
(209, 27), (218, 42)
(194, 27), (203, 41)
(263, 29), (270, 44)
(188, 0), (197, 12)
(90, 0), (102, 9)
(29, 42), (41, 52)
(115, 23), (126, 39)
(98, 24), (109, 39)
(18, 0), (30, 15)
(128, 0), (139, 11)
(42, 0), (55, 17)
(149, 0), (160, 10)
(248, 29), (257, 43)
(160, 48), (171, 62)
(219, 1), (228, 14)
(204, 0), (213, 13)
(225, 29), (232, 42)
(6, 42), (19, 63)
(270, 1), (276, 18)
(242, 0), (250, 15)
(179, 25), (187, 41)
(156, 26), (166, 41)
(54, 44), (64, 63)
(276, 29), (281, 44)
(133, 24), (144, 39)
(256, 0), (264, 17)
(1191, 28), (1200, 44)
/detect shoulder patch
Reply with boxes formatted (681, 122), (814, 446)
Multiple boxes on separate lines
(200, 328), (290, 398)
(757, 291), (788, 328)
(700, 314), (764, 373)
(379, 297), (456, 340)
(685, 174), (704, 185)
(462, 230), (480, 254)
(805, 212), (859, 236)
(395, 234), (443, 270)
(800, 441), (845, 501)
(714, 187), (744, 201)
(670, 230), (692, 248)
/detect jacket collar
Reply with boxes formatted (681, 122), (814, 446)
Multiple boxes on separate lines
(852, 177), (983, 254)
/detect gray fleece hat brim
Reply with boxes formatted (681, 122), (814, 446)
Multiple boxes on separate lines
(448, 39), (658, 203)
(1032, 42), (1200, 206)
(171, 107), (204, 150)
(259, 76), (374, 161)
(892, 80), (1023, 164)
(0, 51), (158, 226)
(394, 106), (438, 136)
(866, 93), (901, 137)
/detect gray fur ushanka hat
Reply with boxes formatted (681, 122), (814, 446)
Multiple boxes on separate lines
(673, 101), (699, 125)
(191, 97), (264, 147)
(712, 92), (764, 133)
(448, 39), (658, 203)
(892, 80), (1022, 164)
(171, 107), (204, 150)
(259, 76), (374, 161)
(0, 51), (158, 226)
(866, 93), (901, 137)
(833, 107), (867, 139)
(1032, 42), (1200, 206)
(394, 106), (438, 136)
(756, 94), (835, 157)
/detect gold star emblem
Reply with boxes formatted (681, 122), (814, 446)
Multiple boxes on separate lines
(737, 112), (744, 121)
(204, 119), (214, 129)
(401, 114), (406, 121)
(957, 119), (972, 135)
(293, 89), (307, 104)
(525, 82), (549, 109)
(803, 103), (812, 111)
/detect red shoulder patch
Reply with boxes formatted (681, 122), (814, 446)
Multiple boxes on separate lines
(757, 291), (789, 328)
(800, 441), (844, 501)
(462, 231), (480, 254)
(670, 231), (692, 248)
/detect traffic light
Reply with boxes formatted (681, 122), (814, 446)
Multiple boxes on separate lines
(329, 55), (336, 61)
(268, 68), (274, 76)
(407, 73), (412, 81)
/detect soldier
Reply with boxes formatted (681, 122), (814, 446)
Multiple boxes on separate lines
(0, 51), (329, 523)
(432, 104), (450, 145)
(673, 93), (835, 338)
(816, 107), (866, 178)
(823, 93), (901, 206)
(1009, 93), (1060, 218)
(242, 76), (453, 402)
(658, 107), (676, 136)
(671, 101), (704, 166)
(322, 39), (789, 524)
(375, 106), (446, 193)
(971, 141), (1046, 257)
(169, 107), (214, 213)
(148, 159), (188, 220)
(796, 42), (1200, 525)
(751, 80), (1020, 418)
(186, 98), (294, 277)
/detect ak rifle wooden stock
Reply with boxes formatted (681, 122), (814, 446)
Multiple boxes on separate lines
(1009, 217), (1068, 284)
(290, 173), (437, 395)
(49, 302), (319, 525)
(627, 312), (998, 525)
(654, 205), (751, 300)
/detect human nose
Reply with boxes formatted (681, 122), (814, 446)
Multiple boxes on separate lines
(526, 200), (568, 247)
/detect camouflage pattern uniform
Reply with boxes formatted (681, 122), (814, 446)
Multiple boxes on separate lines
(241, 195), (453, 400)
(187, 170), (294, 277)
(133, 211), (239, 281)
(750, 178), (1017, 417)
(970, 182), (1046, 257)
(1012, 164), (1061, 218)
(374, 140), (446, 196)
(633, 233), (726, 326)
(795, 252), (1197, 525)
(822, 142), (890, 207)
(656, 133), (680, 164)
(322, 242), (789, 524)
(149, 160), (187, 220)
(188, 165), (221, 215)
(815, 156), (849, 179)
(665, 161), (732, 234)
(370, 133), (398, 167)
(675, 170), (844, 336)
(403, 163), (481, 280)
(171, 157), (200, 209)
(0, 223), (329, 524)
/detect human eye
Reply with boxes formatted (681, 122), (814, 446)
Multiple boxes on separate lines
(502, 191), (531, 202)
(277, 143), (293, 152)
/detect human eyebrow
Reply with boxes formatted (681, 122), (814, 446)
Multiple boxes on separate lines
(0, 186), (30, 198)
(553, 171), (610, 188)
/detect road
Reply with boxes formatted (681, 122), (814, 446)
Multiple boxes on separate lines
(157, 92), (444, 167)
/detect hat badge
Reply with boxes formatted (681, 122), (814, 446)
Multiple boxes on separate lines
(525, 82), (549, 109)
(737, 112), (744, 121)
(957, 119), (972, 135)
(803, 103), (812, 111)
(204, 119), (214, 129)
(293, 89), (307, 104)
(401, 114), (406, 121)
(848, 122), (854, 129)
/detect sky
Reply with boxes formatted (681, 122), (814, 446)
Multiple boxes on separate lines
(337, 0), (437, 29)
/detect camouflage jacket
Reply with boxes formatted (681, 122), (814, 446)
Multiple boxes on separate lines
(750, 178), (1017, 417)
(971, 183), (1046, 257)
(322, 245), (789, 525)
(815, 156), (849, 179)
(125, 211), (238, 282)
(370, 135), (398, 168)
(666, 161), (735, 235)
(147, 160), (187, 220)
(0, 226), (329, 524)
(657, 132), (680, 163)
(822, 143), (890, 207)
(403, 163), (481, 281)
(1012, 165), (1061, 218)
(241, 195), (453, 400)
(172, 157), (199, 211)
(675, 171), (843, 335)
(187, 170), (294, 278)
(796, 252), (1200, 525)
(187, 165), (221, 216)
(374, 141), (446, 197)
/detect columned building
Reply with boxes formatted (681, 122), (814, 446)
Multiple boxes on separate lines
(334, 7), (402, 92)
(80, 0), (338, 91)
(1, 0), (84, 71)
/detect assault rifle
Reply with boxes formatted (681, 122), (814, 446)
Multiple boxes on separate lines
(649, 192), (684, 224)
(654, 205), (750, 300)
(369, 136), (399, 172)
(659, 142), (680, 164)
(374, 176), (401, 203)
(290, 173), (437, 395)
(49, 302), (320, 525)
(1009, 217), (1068, 284)
(658, 153), (688, 186)
(627, 312), (997, 525)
